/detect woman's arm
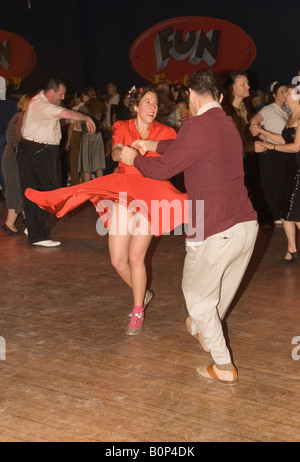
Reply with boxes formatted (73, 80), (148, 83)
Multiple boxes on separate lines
(250, 113), (264, 126)
(250, 124), (285, 144)
(249, 113), (268, 141)
(131, 139), (159, 155)
(111, 143), (124, 162)
(264, 123), (300, 153)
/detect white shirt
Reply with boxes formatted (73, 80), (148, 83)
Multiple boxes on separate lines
(21, 91), (64, 145)
(196, 101), (222, 116)
(259, 103), (289, 142)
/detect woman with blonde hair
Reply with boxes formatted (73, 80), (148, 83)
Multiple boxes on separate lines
(1, 94), (32, 236)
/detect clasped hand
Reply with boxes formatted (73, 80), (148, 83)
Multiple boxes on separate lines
(250, 124), (273, 152)
(255, 140), (269, 152)
(120, 140), (149, 165)
(249, 124), (262, 136)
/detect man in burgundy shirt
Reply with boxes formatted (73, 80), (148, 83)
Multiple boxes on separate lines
(121, 69), (258, 385)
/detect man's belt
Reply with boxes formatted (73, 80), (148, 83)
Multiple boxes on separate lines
(23, 137), (58, 146)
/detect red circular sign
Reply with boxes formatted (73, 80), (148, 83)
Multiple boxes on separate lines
(130, 17), (257, 84)
(0, 30), (37, 80)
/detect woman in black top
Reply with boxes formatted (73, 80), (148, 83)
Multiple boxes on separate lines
(252, 85), (300, 264)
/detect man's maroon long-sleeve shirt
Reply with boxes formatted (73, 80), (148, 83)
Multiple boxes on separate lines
(134, 107), (257, 242)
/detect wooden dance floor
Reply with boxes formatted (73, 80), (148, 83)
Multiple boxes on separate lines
(0, 200), (299, 442)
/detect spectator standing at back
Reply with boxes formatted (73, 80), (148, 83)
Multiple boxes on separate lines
(1, 94), (32, 236)
(0, 77), (17, 199)
(103, 82), (120, 175)
(250, 82), (289, 223)
(65, 90), (84, 186)
(222, 71), (270, 228)
(78, 87), (106, 182)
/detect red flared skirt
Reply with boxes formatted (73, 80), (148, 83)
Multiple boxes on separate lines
(25, 166), (189, 236)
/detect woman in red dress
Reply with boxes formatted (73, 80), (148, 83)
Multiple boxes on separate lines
(26, 86), (188, 335)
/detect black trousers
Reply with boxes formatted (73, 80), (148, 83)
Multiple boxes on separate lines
(259, 150), (286, 221)
(244, 153), (273, 226)
(17, 139), (62, 244)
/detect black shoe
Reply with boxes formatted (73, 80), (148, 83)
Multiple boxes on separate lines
(2, 224), (20, 237)
(280, 251), (300, 265)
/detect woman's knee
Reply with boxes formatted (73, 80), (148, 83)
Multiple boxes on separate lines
(128, 251), (145, 270)
(110, 251), (128, 271)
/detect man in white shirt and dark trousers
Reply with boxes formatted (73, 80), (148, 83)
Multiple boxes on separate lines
(18, 78), (96, 247)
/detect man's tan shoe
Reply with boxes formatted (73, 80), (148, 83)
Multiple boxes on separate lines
(196, 363), (238, 385)
(186, 317), (211, 356)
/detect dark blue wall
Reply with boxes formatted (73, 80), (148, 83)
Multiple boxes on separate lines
(1, 0), (299, 94)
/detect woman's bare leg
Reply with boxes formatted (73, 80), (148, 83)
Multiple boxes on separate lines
(128, 230), (152, 306)
(108, 204), (152, 305)
(81, 172), (91, 183)
(108, 203), (132, 287)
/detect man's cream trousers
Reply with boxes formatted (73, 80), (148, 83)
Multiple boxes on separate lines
(182, 220), (258, 368)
